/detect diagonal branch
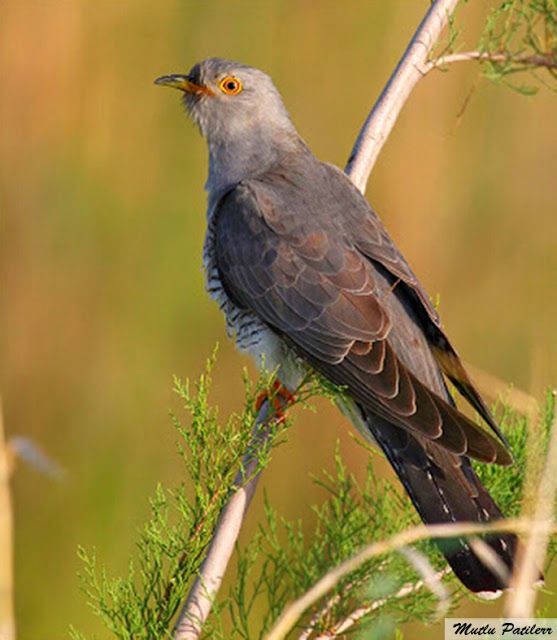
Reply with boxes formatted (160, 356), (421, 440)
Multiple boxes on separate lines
(345, 0), (460, 193)
(173, 400), (276, 640)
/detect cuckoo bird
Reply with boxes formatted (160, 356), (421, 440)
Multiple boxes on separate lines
(155, 58), (518, 595)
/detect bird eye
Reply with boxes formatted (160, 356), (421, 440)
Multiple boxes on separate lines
(219, 76), (243, 95)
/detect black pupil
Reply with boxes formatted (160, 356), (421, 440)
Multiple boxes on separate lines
(226, 80), (237, 91)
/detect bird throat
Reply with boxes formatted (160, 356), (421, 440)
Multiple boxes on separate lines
(205, 126), (307, 203)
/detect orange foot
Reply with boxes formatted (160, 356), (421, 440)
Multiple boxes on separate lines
(255, 380), (295, 422)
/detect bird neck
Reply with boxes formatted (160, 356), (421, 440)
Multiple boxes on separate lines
(205, 125), (308, 201)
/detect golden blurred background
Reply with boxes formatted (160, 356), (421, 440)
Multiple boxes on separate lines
(1, 1), (556, 638)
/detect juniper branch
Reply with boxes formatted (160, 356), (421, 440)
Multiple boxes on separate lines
(173, 399), (277, 640)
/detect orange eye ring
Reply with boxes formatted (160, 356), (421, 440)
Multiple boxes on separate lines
(219, 76), (243, 95)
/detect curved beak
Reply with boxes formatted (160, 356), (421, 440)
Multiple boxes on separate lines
(154, 74), (213, 96)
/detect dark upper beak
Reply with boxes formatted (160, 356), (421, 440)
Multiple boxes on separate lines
(154, 74), (213, 96)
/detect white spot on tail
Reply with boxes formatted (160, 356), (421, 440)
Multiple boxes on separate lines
(475, 589), (503, 601)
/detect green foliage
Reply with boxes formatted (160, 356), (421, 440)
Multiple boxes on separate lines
(479, 0), (557, 93)
(435, 0), (557, 93)
(474, 390), (557, 574)
(70, 352), (324, 640)
(473, 389), (555, 517)
(71, 351), (556, 639)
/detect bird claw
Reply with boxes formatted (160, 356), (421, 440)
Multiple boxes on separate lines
(255, 380), (295, 422)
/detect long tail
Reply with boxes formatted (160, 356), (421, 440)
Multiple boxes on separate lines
(364, 409), (517, 594)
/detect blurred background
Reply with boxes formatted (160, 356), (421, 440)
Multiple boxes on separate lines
(1, 1), (556, 638)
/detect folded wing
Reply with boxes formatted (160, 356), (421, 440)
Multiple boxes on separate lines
(214, 178), (512, 465)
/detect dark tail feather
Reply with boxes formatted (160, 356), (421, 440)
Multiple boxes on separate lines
(364, 409), (518, 594)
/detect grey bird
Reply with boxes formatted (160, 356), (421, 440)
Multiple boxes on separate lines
(155, 58), (517, 594)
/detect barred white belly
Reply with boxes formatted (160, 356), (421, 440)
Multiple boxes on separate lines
(203, 215), (305, 390)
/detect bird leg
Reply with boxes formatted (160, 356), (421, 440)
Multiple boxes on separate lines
(255, 380), (295, 422)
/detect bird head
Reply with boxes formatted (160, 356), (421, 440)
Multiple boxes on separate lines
(155, 58), (296, 145)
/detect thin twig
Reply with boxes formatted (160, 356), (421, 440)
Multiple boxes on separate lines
(424, 50), (557, 73)
(297, 588), (342, 640)
(399, 547), (450, 620)
(505, 400), (557, 617)
(298, 564), (389, 640)
(305, 550), (449, 640)
(309, 568), (451, 640)
(173, 400), (277, 640)
(0, 396), (15, 640)
(265, 518), (552, 640)
(468, 537), (511, 588)
(345, 0), (460, 192)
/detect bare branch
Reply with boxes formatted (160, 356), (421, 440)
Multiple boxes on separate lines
(424, 50), (557, 73)
(399, 547), (450, 620)
(265, 518), (551, 640)
(301, 559), (451, 640)
(309, 567), (451, 640)
(0, 397), (15, 640)
(467, 537), (511, 588)
(345, 0), (460, 193)
(297, 588), (342, 640)
(173, 399), (279, 640)
(298, 563), (389, 640)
